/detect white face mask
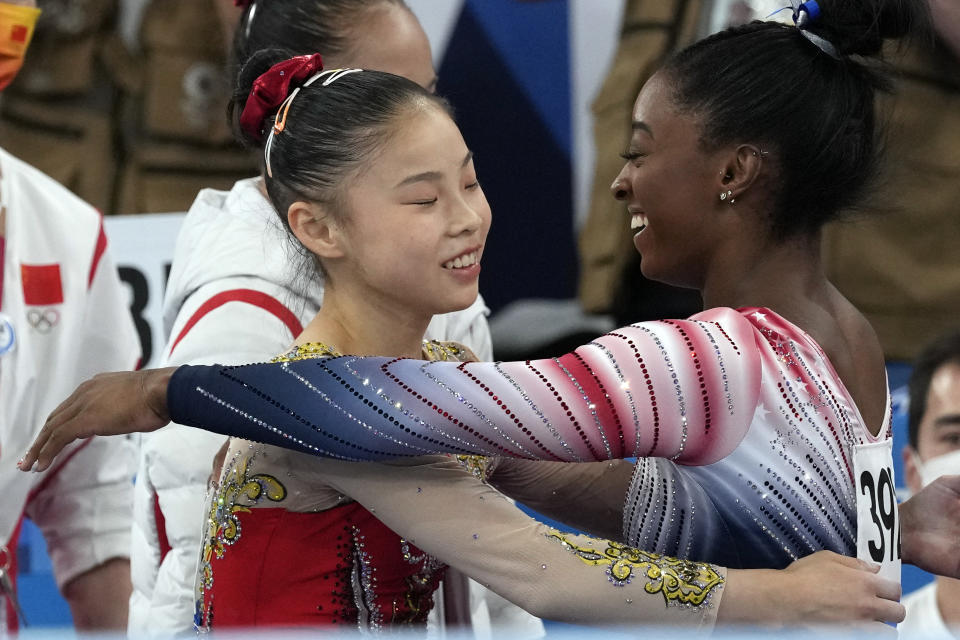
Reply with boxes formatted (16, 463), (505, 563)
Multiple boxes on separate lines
(912, 448), (960, 487)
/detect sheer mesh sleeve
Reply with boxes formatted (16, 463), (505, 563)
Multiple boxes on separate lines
(169, 307), (762, 466)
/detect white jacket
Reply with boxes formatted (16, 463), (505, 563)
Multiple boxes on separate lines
(0, 148), (139, 608)
(129, 178), (529, 636)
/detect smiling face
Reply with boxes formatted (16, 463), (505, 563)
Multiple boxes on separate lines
(327, 103), (490, 318)
(611, 73), (731, 290)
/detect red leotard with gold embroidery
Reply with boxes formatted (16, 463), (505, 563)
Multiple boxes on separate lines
(194, 342), (447, 632)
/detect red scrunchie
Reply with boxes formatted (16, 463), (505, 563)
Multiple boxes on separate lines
(239, 53), (325, 144)
(234, 0), (252, 7)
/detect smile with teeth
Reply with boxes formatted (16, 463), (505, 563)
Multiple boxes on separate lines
(443, 250), (479, 270)
(631, 213), (649, 231)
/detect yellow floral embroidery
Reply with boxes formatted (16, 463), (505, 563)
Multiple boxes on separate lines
(454, 455), (497, 482)
(546, 531), (724, 607)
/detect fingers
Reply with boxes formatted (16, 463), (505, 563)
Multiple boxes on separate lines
(873, 575), (902, 603)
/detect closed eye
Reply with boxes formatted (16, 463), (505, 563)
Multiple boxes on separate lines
(620, 151), (646, 165)
(465, 180), (480, 190)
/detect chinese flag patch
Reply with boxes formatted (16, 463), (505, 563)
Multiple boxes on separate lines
(10, 24), (27, 43)
(21, 263), (64, 305)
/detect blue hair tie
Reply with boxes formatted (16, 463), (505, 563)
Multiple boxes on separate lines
(789, 0), (840, 59)
(799, 1), (822, 23)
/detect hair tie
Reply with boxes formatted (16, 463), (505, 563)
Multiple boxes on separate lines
(790, 0), (840, 59)
(239, 53), (325, 144)
(234, 0), (252, 7)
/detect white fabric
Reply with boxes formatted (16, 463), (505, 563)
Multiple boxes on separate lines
(0, 147), (139, 589)
(901, 583), (957, 639)
(128, 178), (529, 637)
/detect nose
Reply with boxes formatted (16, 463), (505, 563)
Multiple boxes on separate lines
(611, 168), (630, 201)
(450, 193), (486, 236)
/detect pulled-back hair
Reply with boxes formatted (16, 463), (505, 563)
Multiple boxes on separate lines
(229, 50), (450, 229)
(232, 0), (409, 86)
(662, 0), (928, 238)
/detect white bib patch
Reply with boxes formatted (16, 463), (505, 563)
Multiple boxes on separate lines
(853, 439), (901, 583)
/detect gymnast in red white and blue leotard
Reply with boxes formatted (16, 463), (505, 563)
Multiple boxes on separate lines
(167, 305), (892, 571)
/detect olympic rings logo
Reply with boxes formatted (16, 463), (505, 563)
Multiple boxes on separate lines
(27, 308), (60, 333)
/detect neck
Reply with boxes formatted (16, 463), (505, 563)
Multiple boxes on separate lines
(937, 576), (960, 628)
(701, 229), (829, 316)
(296, 280), (430, 359)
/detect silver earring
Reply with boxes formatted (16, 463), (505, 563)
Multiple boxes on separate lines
(720, 190), (733, 202)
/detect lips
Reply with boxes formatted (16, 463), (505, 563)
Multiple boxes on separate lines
(443, 249), (479, 270)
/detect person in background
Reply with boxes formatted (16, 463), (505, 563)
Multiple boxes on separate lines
(901, 330), (960, 637)
(0, 0), (139, 632)
(127, 1), (528, 637)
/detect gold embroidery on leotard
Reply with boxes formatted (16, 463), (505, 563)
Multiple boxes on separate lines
(545, 530), (724, 607)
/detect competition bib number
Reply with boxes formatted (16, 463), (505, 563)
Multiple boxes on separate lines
(853, 440), (901, 583)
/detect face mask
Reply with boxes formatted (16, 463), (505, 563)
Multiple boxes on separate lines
(0, 3), (40, 91)
(912, 448), (960, 488)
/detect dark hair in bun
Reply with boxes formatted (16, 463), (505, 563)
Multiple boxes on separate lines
(662, 0), (929, 238)
(229, 49), (450, 225)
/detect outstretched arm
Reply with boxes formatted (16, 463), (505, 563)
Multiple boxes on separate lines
(301, 456), (902, 630)
(172, 308), (761, 465)
(22, 309), (761, 468)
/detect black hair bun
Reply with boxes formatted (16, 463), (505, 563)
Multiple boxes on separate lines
(812, 0), (928, 57)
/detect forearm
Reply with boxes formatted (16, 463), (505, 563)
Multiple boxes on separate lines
(62, 557), (131, 630)
(315, 457), (723, 628)
(489, 458), (634, 539)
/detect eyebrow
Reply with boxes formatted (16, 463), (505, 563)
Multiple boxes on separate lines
(933, 413), (960, 428)
(632, 121), (654, 138)
(394, 151), (474, 188)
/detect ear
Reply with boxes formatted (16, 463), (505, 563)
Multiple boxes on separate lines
(287, 200), (345, 260)
(715, 144), (765, 203)
(902, 445), (923, 496)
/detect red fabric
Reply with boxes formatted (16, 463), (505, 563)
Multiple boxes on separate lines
(3, 515), (24, 633)
(20, 263), (63, 306)
(153, 493), (172, 564)
(87, 221), (107, 289)
(238, 54), (324, 143)
(201, 503), (443, 629)
(10, 24), (26, 43)
(168, 289), (303, 357)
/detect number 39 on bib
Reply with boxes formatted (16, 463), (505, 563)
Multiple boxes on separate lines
(853, 440), (901, 583)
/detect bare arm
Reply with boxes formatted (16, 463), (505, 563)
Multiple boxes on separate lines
(489, 458), (635, 539)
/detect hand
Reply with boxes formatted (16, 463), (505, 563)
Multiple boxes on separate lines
(900, 474), (960, 578)
(18, 367), (176, 473)
(720, 551), (903, 632)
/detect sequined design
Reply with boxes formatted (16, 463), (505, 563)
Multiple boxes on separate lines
(545, 530), (724, 607)
(171, 308), (891, 572)
(196, 451), (288, 629)
(192, 340), (461, 631)
(454, 455), (496, 482)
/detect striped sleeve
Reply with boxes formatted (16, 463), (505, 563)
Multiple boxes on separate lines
(168, 307), (762, 465)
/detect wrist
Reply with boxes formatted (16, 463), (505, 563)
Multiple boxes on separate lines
(143, 367), (176, 424)
(716, 568), (782, 627)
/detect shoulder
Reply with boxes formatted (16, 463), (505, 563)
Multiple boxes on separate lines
(1, 147), (100, 232)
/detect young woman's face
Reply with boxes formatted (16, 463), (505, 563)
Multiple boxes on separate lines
(611, 74), (727, 290)
(335, 105), (490, 317)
